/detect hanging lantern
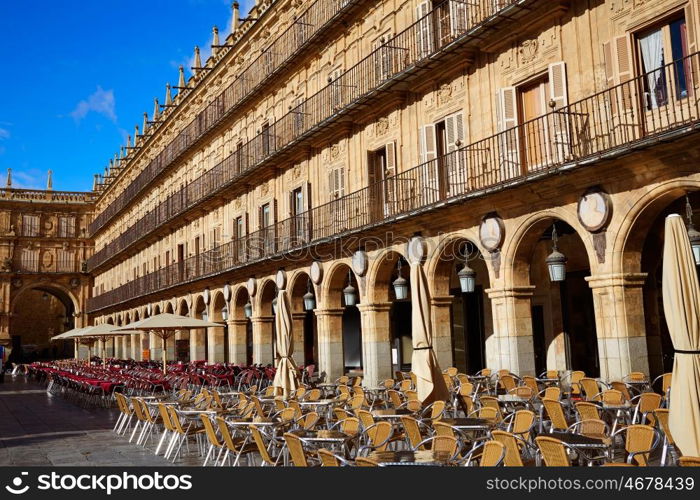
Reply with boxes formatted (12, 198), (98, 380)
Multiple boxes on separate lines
(546, 224), (567, 282)
(303, 280), (316, 311)
(686, 195), (700, 266)
(222, 305), (229, 321)
(244, 301), (253, 319)
(392, 259), (409, 301)
(343, 270), (357, 307)
(458, 262), (476, 293)
(202, 310), (209, 322)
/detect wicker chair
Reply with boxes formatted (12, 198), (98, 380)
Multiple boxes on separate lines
(249, 424), (283, 466)
(356, 421), (394, 455)
(318, 448), (353, 466)
(355, 457), (380, 466)
(679, 456), (700, 466)
(611, 424), (660, 466)
(536, 436), (573, 466)
(575, 401), (601, 421)
(491, 430), (537, 466)
(539, 386), (561, 401)
(215, 417), (256, 466)
(413, 435), (460, 461)
(479, 395), (503, 422)
(296, 411), (320, 431)
(460, 439), (506, 466)
(200, 414), (225, 466)
(653, 408), (677, 465)
(284, 432), (317, 467)
(400, 415), (428, 450)
(580, 377), (604, 401)
(632, 392), (662, 425)
(542, 398), (570, 432)
(505, 409), (536, 442)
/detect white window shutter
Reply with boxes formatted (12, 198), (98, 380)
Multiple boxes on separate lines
(548, 62), (571, 162)
(385, 141), (397, 176)
(445, 112), (466, 196)
(420, 124), (437, 162)
(449, 0), (468, 37)
(496, 88), (520, 180)
(417, 2), (432, 58)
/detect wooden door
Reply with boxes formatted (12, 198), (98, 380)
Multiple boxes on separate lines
(520, 78), (549, 171)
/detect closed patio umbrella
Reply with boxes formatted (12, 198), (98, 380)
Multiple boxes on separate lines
(662, 214), (700, 457)
(410, 260), (450, 404)
(116, 313), (222, 374)
(272, 288), (298, 399)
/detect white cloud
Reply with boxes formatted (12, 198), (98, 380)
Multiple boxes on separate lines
(70, 86), (117, 123)
(11, 169), (46, 190)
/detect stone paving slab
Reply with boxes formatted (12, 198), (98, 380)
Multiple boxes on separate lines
(0, 376), (201, 466)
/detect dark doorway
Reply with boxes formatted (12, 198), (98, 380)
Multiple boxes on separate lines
(223, 325), (229, 363)
(304, 310), (316, 366)
(531, 305), (546, 375)
(563, 270), (599, 377)
(342, 306), (362, 371)
(390, 301), (412, 371)
(464, 285), (486, 374)
(246, 321), (253, 366)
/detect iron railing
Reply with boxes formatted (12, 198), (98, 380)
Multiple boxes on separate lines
(0, 188), (93, 204)
(87, 0), (529, 271)
(87, 50), (700, 313)
(89, 0), (364, 235)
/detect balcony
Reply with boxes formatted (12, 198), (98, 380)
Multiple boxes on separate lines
(88, 0), (364, 236)
(0, 188), (93, 204)
(87, 0), (538, 272)
(87, 51), (700, 313)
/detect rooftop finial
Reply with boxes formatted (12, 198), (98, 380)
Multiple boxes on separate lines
(93, 174), (99, 191)
(178, 65), (186, 90)
(153, 98), (161, 121)
(134, 125), (140, 145)
(142, 112), (149, 134)
(232, 2), (240, 31)
(6, 168), (11, 188)
(212, 26), (220, 55)
(193, 46), (202, 71)
(47, 170), (53, 190)
(165, 83), (173, 106)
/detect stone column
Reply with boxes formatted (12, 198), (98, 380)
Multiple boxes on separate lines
(431, 296), (455, 370)
(357, 302), (392, 386)
(227, 319), (248, 364)
(150, 332), (162, 362)
(485, 286), (537, 376)
(190, 329), (207, 362)
(586, 273), (650, 381)
(315, 308), (345, 381)
(251, 316), (273, 365)
(207, 326), (225, 363)
(291, 312), (306, 366)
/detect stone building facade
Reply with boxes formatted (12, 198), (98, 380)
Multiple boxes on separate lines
(0, 181), (93, 362)
(80, 0), (699, 384)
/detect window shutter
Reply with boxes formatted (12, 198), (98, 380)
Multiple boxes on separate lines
(548, 62), (571, 162)
(417, 2), (432, 58)
(445, 112), (466, 196)
(449, 0), (467, 37)
(603, 36), (633, 112)
(419, 125), (437, 163)
(686, 3), (698, 94)
(496, 87), (521, 180)
(385, 141), (397, 177)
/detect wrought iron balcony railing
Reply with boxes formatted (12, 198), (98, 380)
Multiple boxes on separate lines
(89, 0), (363, 236)
(87, 0), (532, 271)
(0, 188), (93, 204)
(87, 50), (700, 313)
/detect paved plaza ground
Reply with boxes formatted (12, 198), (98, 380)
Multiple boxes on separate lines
(0, 375), (190, 466)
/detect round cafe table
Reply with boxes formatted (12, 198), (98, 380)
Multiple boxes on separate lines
(366, 450), (454, 466)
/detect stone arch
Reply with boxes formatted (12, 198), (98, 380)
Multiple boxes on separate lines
(164, 301), (174, 314)
(504, 209), (600, 377)
(612, 178), (700, 375)
(288, 269), (317, 366)
(366, 248), (409, 304)
(231, 284), (253, 365)
(256, 278), (277, 317)
(320, 260), (356, 309)
(424, 232), (494, 374)
(232, 285), (251, 321)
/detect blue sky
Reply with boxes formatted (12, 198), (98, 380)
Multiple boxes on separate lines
(0, 0), (254, 192)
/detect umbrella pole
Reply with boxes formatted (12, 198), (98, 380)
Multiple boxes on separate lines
(162, 332), (167, 375)
(102, 338), (107, 367)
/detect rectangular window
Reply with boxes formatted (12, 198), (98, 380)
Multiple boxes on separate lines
(260, 203), (271, 228)
(58, 216), (76, 238)
(57, 249), (74, 273)
(636, 15), (689, 109)
(22, 215), (40, 237)
(20, 248), (39, 272)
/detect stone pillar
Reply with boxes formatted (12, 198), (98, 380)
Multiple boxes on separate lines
(357, 303), (392, 386)
(251, 316), (273, 365)
(586, 273), (650, 381)
(190, 329), (207, 362)
(485, 286), (537, 376)
(150, 332), (162, 362)
(207, 326), (225, 363)
(431, 296), (455, 370)
(227, 319), (248, 364)
(315, 308), (345, 381)
(164, 335), (176, 362)
(291, 312), (306, 366)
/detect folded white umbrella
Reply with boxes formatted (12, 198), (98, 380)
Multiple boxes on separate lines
(70, 324), (142, 365)
(116, 313), (222, 373)
(50, 327), (87, 341)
